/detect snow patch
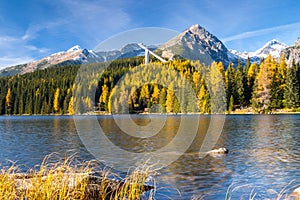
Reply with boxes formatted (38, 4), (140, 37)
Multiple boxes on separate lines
(67, 45), (82, 52)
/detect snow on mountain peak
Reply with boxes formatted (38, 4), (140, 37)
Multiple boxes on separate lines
(67, 45), (82, 52)
(189, 24), (203, 31)
(228, 39), (289, 64)
(253, 39), (288, 58)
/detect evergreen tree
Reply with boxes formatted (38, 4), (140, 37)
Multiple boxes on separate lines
(225, 63), (235, 109)
(235, 60), (246, 107)
(243, 58), (252, 105)
(247, 62), (259, 102)
(228, 95), (234, 114)
(284, 61), (299, 109)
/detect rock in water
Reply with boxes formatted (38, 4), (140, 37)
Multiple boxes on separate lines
(289, 187), (300, 200)
(207, 147), (229, 154)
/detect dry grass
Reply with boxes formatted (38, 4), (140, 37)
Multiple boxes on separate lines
(0, 154), (155, 200)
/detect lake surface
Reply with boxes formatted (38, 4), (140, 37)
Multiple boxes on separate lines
(0, 115), (299, 199)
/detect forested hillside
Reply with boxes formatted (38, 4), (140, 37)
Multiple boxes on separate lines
(0, 55), (299, 115)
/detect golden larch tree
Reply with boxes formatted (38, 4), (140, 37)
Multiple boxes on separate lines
(53, 88), (60, 112)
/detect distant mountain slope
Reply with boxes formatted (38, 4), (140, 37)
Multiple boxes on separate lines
(0, 46), (104, 76)
(228, 39), (289, 63)
(96, 43), (156, 61)
(0, 44), (155, 77)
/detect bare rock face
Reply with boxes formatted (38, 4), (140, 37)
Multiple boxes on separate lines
(282, 37), (300, 66)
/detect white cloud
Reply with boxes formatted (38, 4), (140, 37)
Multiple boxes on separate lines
(0, 18), (65, 68)
(222, 22), (300, 42)
(22, 20), (66, 41)
(24, 45), (49, 53)
(0, 33), (50, 68)
(0, 56), (33, 69)
(0, 36), (18, 45)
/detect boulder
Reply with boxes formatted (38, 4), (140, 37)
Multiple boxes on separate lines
(207, 147), (229, 154)
(288, 187), (300, 200)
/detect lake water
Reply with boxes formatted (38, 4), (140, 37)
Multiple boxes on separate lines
(0, 115), (299, 199)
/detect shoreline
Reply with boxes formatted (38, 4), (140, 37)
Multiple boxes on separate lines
(1, 110), (300, 117)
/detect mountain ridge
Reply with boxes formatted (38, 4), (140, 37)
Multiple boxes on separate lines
(229, 39), (288, 62)
(0, 24), (298, 76)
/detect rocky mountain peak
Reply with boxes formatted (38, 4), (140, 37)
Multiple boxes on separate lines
(159, 24), (229, 65)
(282, 37), (300, 65)
(188, 24), (207, 35)
(295, 37), (300, 47)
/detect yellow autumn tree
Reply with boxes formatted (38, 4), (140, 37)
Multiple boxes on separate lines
(6, 88), (11, 112)
(247, 62), (258, 84)
(68, 96), (74, 115)
(53, 88), (60, 112)
(192, 71), (201, 91)
(165, 85), (175, 113)
(151, 85), (160, 104)
(140, 85), (150, 108)
(252, 57), (272, 113)
(278, 54), (287, 80)
(100, 84), (109, 104)
(99, 84), (109, 111)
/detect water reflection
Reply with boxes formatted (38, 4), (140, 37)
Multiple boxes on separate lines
(0, 115), (299, 199)
(0, 116), (92, 169)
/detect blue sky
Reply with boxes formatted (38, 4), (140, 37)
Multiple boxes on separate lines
(1, 0), (300, 68)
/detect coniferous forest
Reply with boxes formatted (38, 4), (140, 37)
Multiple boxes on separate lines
(0, 54), (299, 115)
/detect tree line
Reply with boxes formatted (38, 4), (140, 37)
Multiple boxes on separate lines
(0, 54), (299, 115)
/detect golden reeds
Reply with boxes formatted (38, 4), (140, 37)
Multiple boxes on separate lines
(0, 154), (154, 200)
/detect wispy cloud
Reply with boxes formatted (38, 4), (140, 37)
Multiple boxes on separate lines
(222, 22), (300, 42)
(22, 20), (66, 41)
(53, 0), (132, 46)
(0, 36), (18, 45)
(0, 19), (62, 68)
(0, 32), (50, 68)
(0, 0), (132, 69)
(0, 56), (33, 68)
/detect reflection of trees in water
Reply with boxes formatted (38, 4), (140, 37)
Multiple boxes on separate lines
(239, 115), (297, 188)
